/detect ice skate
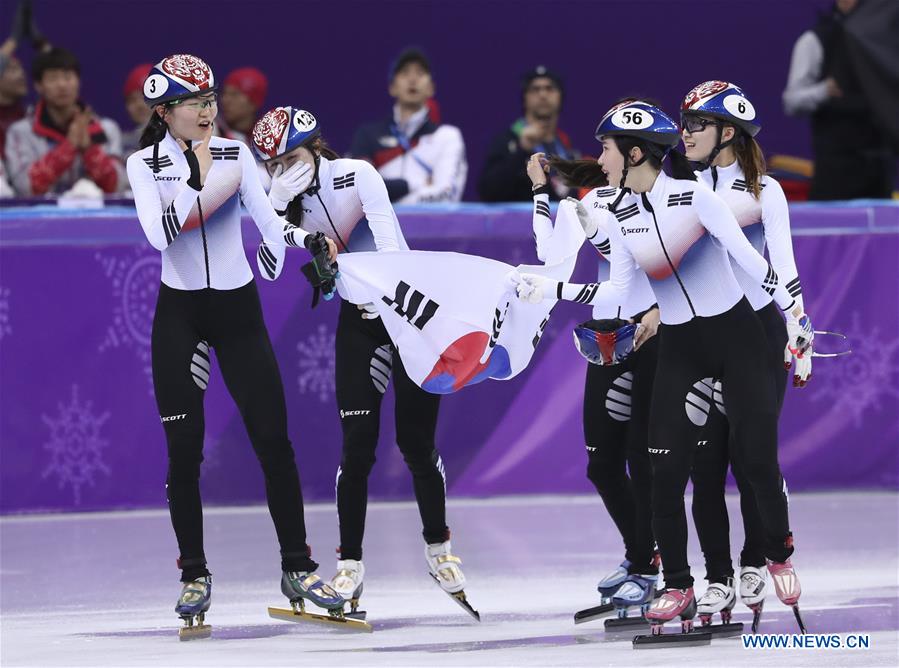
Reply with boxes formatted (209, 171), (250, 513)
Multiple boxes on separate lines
(696, 577), (743, 637)
(175, 576), (212, 641)
(329, 559), (366, 619)
(574, 560), (630, 624)
(426, 540), (480, 621)
(768, 558), (807, 634)
(268, 571), (372, 633)
(740, 565), (768, 633)
(633, 587), (712, 648)
(604, 573), (657, 631)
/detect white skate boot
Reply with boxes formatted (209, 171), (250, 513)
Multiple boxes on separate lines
(425, 540), (479, 620)
(740, 565), (768, 633)
(329, 559), (365, 619)
(697, 578), (739, 633)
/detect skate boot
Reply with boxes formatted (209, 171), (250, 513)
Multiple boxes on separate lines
(740, 565), (768, 633)
(269, 571), (372, 632)
(596, 560), (631, 602)
(329, 559), (366, 619)
(175, 576), (212, 641)
(426, 540), (479, 620)
(697, 578), (736, 625)
(605, 573), (657, 630)
(281, 570), (345, 613)
(633, 587), (711, 647)
(767, 558), (806, 634)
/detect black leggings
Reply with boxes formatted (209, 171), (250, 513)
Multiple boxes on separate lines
(152, 281), (315, 582)
(648, 298), (792, 590)
(334, 299), (447, 560)
(690, 301), (789, 582)
(584, 333), (658, 575)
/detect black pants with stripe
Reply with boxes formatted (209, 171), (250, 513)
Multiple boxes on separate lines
(152, 281), (316, 582)
(334, 299), (447, 561)
(690, 301), (789, 583)
(648, 298), (792, 590)
(583, 333), (659, 575)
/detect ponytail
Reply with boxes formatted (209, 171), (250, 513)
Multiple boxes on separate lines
(548, 157), (608, 188)
(666, 149), (697, 181)
(733, 134), (766, 199)
(138, 111), (168, 149)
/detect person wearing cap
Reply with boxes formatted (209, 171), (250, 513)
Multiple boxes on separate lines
(349, 47), (466, 203)
(478, 65), (578, 202)
(5, 46), (123, 196)
(127, 54), (344, 633)
(511, 100), (812, 638)
(121, 63), (153, 156)
(219, 66), (268, 144)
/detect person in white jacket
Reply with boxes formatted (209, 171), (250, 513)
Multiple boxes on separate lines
(126, 54), (343, 636)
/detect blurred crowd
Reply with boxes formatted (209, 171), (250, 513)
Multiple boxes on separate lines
(0, 0), (896, 202)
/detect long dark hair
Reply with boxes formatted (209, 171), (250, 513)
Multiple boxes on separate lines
(548, 157), (608, 188)
(138, 110), (168, 149)
(732, 133), (766, 199)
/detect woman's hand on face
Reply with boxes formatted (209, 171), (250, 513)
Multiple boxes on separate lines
(176, 124), (214, 185)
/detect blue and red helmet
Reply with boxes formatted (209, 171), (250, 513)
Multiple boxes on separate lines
(681, 80), (761, 137)
(573, 319), (638, 366)
(251, 106), (321, 161)
(143, 54), (216, 107)
(594, 101), (680, 148)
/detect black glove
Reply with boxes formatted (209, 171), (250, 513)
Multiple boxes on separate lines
(300, 232), (338, 308)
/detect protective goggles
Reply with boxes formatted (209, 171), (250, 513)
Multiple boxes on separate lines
(681, 115), (719, 134)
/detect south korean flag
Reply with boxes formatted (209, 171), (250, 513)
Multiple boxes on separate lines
(337, 200), (585, 393)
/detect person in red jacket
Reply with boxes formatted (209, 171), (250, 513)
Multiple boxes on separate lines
(5, 46), (123, 196)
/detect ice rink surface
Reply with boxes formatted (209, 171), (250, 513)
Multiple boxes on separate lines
(2, 492), (896, 667)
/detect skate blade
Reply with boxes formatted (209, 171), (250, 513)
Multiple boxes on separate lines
(574, 602), (614, 624)
(604, 616), (648, 630)
(345, 609), (367, 621)
(429, 574), (480, 621)
(633, 630), (712, 648)
(178, 623), (211, 641)
(792, 605), (808, 634)
(267, 606), (373, 633)
(695, 622), (744, 638)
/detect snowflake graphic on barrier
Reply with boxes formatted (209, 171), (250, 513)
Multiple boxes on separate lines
(811, 311), (899, 427)
(96, 249), (161, 394)
(297, 324), (335, 402)
(0, 285), (11, 341)
(42, 385), (111, 505)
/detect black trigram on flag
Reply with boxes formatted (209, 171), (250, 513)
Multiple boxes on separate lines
(488, 303), (508, 350)
(382, 281), (440, 330)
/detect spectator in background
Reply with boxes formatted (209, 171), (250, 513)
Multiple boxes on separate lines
(219, 66), (268, 144)
(121, 63), (152, 156)
(349, 47), (466, 203)
(479, 66), (578, 202)
(0, 41), (29, 164)
(6, 47), (123, 196)
(783, 0), (897, 199)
